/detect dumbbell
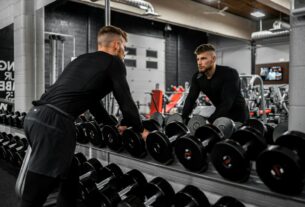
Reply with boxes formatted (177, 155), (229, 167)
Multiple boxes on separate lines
(146, 121), (189, 164)
(122, 119), (161, 158)
(175, 117), (235, 172)
(0, 110), (6, 124)
(8, 111), (19, 127)
(80, 163), (123, 205)
(118, 177), (175, 207)
(75, 115), (91, 144)
(74, 152), (87, 168)
(6, 136), (28, 166)
(15, 112), (27, 129)
(98, 169), (147, 207)
(4, 112), (14, 126)
(213, 196), (245, 207)
(256, 130), (305, 195)
(210, 119), (272, 182)
(79, 157), (103, 182)
(0, 133), (15, 160)
(164, 113), (183, 126)
(174, 185), (211, 207)
(187, 115), (208, 135)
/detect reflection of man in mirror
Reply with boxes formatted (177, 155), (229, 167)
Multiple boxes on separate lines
(260, 67), (269, 80)
(266, 68), (276, 80)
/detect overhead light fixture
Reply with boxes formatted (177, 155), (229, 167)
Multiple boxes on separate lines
(251, 11), (265, 18)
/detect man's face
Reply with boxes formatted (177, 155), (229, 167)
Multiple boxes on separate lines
(196, 51), (216, 73)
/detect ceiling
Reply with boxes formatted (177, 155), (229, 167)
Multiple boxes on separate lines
(192, 0), (290, 21)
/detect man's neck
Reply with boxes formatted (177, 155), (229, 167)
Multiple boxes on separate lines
(98, 47), (116, 56)
(205, 64), (216, 79)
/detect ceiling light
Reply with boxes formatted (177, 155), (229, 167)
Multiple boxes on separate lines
(251, 11), (265, 18)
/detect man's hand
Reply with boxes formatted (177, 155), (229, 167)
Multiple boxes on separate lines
(117, 125), (128, 135)
(141, 129), (150, 141)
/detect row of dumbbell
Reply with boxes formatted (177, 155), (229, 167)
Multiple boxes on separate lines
(0, 132), (28, 167)
(74, 152), (245, 207)
(0, 110), (27, 129)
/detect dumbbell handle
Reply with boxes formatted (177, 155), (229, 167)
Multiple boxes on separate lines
(79, 171), (93, 181)
(96, 176), (112, 190)
(143, 191), (161, 206)
(169, 132), (188, 143)
(118, 185), (133, 199)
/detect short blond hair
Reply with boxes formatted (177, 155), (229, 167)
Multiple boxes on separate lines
(194, 43), (216, 55)
(98, 25), (127, 47)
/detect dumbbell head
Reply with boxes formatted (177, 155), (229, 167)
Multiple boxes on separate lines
(210, 119), (268, 182)
(75, 123), (90, 144)
(165, 113), (183, 126)
(187, 115), (207, 135)
(213, 117), (236, 139)
(86, 121), (105, 147)
(256, 131), (305, 195)
(146, 122), (188, 164)
(213, 196), (245, 207)
(174, 124), (223, 172)
(74, 152), (87, 167)
(174, 185), (211, 207)
(123, 120), (160, 158)
(79, 158), (103, 181)
(102, 125), (123, 152)
(151, 112), (165, 127)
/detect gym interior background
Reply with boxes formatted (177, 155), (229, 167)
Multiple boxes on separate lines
(0, 0), (305, 206)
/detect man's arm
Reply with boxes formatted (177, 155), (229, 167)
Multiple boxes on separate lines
(182, 73), (201, 121)
(109, 56), (143, 132)
(88, 101), (117, 125)
(208, 69), (240, 123)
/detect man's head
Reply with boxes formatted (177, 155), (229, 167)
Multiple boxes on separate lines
(194, 43), (216, 74)
(97, 25), (127, 60)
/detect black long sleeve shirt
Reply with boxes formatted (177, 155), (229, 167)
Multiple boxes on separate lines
(182, 65), (249, 123)
(39, 51), (143, 132)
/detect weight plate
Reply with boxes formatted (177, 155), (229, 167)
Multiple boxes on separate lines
(194, 124), (223, 152)
(87, 122), (105, 148)
(214, 196), (245, 207)
(174, 135), (208, 172)
(142, 119), (161, 132)
(256, 145), (304, 195)
(210, 140), (251, 182)
(187, 115), (207, 136)
(174, 185), (211, 207)
(122, 128), (146, 158)
(213, 117), (236, 139)
(165, 113), (183, 126)
(102, 125), (123, 152)
(146, 131), (173, 165)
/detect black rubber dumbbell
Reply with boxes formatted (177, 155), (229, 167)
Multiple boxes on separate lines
(98, 169), (147, 207)
(6, 136), (28, 166)
(80, 163), (123, 206)
(0, 111), (9, 125)
(8, 111), (20, 127)
(0, 133), (10, 159)
(74, 152), (87, 168)
(75, 115), (90, 144)
(256, 130), (305, 195)
(146, 121), (189, 164)
(79, 158), (103, 182)
(122, 120), (161, 158)
(211, 119), (273, 182)
(118, 177), (175, 207)
(174, 185), (211, 207)
(15, 112), (27, 129)
(175, 117), (235, 172)
(213, 196), (245, 207)
(0, 134), (15, 160)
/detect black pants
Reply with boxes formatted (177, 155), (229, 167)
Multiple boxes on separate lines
(20, 158), (80, 207)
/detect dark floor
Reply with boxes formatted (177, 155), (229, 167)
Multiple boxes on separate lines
(0, 159), (21, 207)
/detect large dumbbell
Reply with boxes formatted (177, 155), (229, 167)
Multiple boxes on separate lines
(80, 163), (123, 205)
(0, 133), (15, 160)
(187, 115), (207, 135)
(213, 196), (245, 207)
(6, 136), (28, 166)
(122, 120), (161, 158)
(174, 185), (211, 207)
(98, 169), (147, 207)
(79, 158), (103, 182)
(210, 119), (272, 182)
(256, 131), (305, 195)
(118, 177), (175, 207)
(146, 121), (189, 164)
(164, 113), (183, 126)
(175, 117), (235, 172)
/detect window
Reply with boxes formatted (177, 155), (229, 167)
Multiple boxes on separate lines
(126, 47), (136, 56)
(146, 61), (158, 69)
(146, 50), (158, 58)
(125, 59), (137, 67)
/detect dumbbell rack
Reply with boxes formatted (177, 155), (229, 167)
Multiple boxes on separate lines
(2, 124), (305, 207)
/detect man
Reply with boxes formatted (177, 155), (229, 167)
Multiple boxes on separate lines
(20, 25), (148, 207)
(182, 43), (249, 124)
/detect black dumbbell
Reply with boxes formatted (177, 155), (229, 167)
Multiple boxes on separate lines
(4, 112), (14, 126)
(75, 116), (90, 144)
(79, 158), (103, 182)
(256, 130), (305, 195)
(8, 111), (20, 127)
(122, 120), (161, 158)
(0, 110), (6, 124)
(174, 185), (211, 207)
(146, 121), (189, 164)
(0, 133), (10, 159)
(80, 163), (123, 206)
(118, 177), (175, 207)
(175, 117), (235, 172)
(0, 134), (15, 160)
(98, 169), (147, 207)
(187, 115), (207, 135)
(210, 119), (272, 182)
(164, 113), (183, 126)
(6, 136), (28, 166)
(213, 196), (245, 207)
(74, 152), (87, 168)
(86, 120), (105, 148)
(16, 112), (27, 128)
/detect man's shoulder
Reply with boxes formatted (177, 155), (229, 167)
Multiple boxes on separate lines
(217, 65), (238, 75)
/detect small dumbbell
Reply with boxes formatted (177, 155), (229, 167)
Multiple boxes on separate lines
(175, 117), (235, 172)
(174, 185), (211, 207)
(118, 177), (175, 207)
(79, 158), (103, 182)
(211, 119), (273, 182)
(98, 169), (147, 207)
(80, 163), (123, 206)
(123, 120), (161, 158)
(6, 136), (28, 166)
(256, 130), (305, 195)
(213, 196), (245, 207)
(146, 121), (189, 164)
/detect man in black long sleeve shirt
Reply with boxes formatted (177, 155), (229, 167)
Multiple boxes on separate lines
(20, 26), (147, 207)
(182, 43), (249, 124)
